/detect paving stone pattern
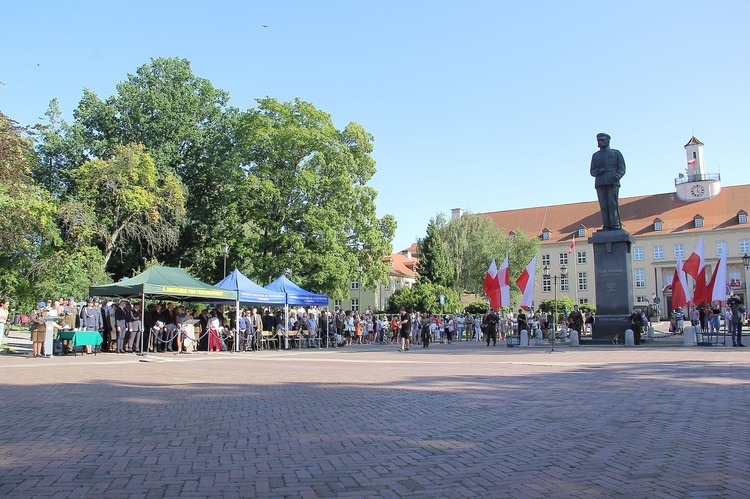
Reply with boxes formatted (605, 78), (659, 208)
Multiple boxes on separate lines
(0, 338), (748, 498)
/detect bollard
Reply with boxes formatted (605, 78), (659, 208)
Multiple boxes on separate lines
(521, 329), (529, 347)
(625, 329), (634, 346)
(559, 328), (568, 342)
(535, 328), (544, 345)
(683, 325), (696, 346)
(647, 325), (655, 339)
(570, 330), (579, 346)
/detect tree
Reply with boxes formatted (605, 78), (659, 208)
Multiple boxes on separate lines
(416, 217), (454, 288)
(70, 143), (186, 269)
(235, 97), (395, 297)
(387, 282), (461, 315)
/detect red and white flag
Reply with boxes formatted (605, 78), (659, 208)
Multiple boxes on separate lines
(568, 237), (575, 255)
(707, 249), (728, 303)
(683, 236), (707, 305)
(515, 255), (537, 311)
(687, 158), (696, 165)
(497, 252), (511, 308)
(671, 255), (691, 310)
(483, 259), (501, 310)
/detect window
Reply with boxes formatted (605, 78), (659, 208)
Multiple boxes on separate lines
(674, 244), (685, 259)
(560, 275), (569, 292)
(654, 245), (664, 260)
(633, 247), (644, 261)
(578, 298), (589, 305)
(541, 254), (550, 267)
(350, 299), (359, 311)
(577, 251), (587, 264)
(577, 272), (588, 291)
(351, 281), (360, 290)
(384, 280), (391, 291)
(635, 296), (649, 304)
(654, 220), (663, 231)
(577, 227), (586, 238)
(739, 213), (748, 224)
(333, 299), (342, 309)
(740, 240), (750, 254)
(634, 268), (646, 288)
(729, 271), (741, 288)
(509, 231), (516, 241)
(542, 275), (551, 293)
(694, 217), (703, 228)
(559, 253), (568, 266)
(716, 241), (728, 256)
(542, 229), (550, 241)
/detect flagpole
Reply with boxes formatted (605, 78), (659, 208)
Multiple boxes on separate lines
(573, 238), (578, 304)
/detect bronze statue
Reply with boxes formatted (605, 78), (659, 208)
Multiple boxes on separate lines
(590, 133), (626, 230)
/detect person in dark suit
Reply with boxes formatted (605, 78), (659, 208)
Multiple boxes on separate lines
(114, 299), (129, 353)
(590, 133), (626, 230)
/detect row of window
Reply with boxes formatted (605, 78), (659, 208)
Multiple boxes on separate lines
(633, 240), (750, 261)
(541, 239), (750, 266)
(543, 268), (743, 293)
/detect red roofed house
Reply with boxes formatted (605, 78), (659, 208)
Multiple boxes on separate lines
(335, 247), (419, 313)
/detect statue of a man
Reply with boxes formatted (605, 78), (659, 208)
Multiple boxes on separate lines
(590, 133), (626, 230)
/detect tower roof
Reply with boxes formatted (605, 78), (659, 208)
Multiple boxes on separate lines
(684, 136), (704, 147)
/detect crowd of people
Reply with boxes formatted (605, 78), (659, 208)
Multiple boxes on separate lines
(6, 294), (746, 355)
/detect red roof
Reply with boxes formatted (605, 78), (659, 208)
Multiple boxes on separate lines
(479, 184), (750, 242)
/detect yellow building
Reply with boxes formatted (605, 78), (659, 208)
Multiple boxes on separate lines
(476, 137), (750, 317)
(334, 247), (418, 313)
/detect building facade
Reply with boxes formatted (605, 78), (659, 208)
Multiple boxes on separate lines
(332, 247), (418, 313)
(476, 137), (750, 317)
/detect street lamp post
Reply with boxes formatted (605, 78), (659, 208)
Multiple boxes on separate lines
(743, 253), (750, 270)
(543, 264), (568, 336)
(222, 242), (229, 277)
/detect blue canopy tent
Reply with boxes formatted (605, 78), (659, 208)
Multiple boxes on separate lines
(265, 275), (329, 306)
(215, 269), (286, 305)
(265, 276), (329, 349)
(215, 269), (286, 351)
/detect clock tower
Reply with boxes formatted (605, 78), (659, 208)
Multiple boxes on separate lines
(675, 136), (721, 202)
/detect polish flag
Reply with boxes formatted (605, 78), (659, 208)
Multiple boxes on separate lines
(687, 158), (696, 165)
(683, 236), (707, 305)
(568, 237), (575, 255)
(707, 250), (728, 303)
(515, 255), (537, 311)
(483, 259), (501, 310)
(497, 252), (511, 308)
(671, 255), (691, 310)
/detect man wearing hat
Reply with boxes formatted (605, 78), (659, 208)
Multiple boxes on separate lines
(80, 297), (102, 354)
(61, 296), (78, 353)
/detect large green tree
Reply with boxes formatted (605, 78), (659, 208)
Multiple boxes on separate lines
(235, 97), (395, 297)
(69, 143), (186, 268)
(416, 217), (454, 288)
(35, 57), (240, 279)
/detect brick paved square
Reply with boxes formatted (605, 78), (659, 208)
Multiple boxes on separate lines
(0, 340), (748, 497)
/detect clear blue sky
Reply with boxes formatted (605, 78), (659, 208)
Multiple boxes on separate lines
(3, 1), (748, 253)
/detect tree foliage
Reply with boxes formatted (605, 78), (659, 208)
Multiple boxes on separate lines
(387, 282), (461, 315)
(235, 97), (395, 297)
(416, 217), (454, 288)
(70, 143), (186, 267)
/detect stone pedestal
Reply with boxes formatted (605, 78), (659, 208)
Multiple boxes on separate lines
(521, 330), (529, 347)
(589, 229), (635, 343)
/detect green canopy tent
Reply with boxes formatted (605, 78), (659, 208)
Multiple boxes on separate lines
(89, 266), (238, 354)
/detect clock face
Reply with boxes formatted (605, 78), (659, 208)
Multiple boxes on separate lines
(691, 184), (705, 197)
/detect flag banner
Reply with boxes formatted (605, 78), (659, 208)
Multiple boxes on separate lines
(483, 259), (501, 309)
(515, 255), (537, 311)
(568, 238), (575, 255)
(671, 255), (691, 310)
(708, 250), (728, 303)
(683, 236), (707, 305)
(498, 252), (511, 308)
